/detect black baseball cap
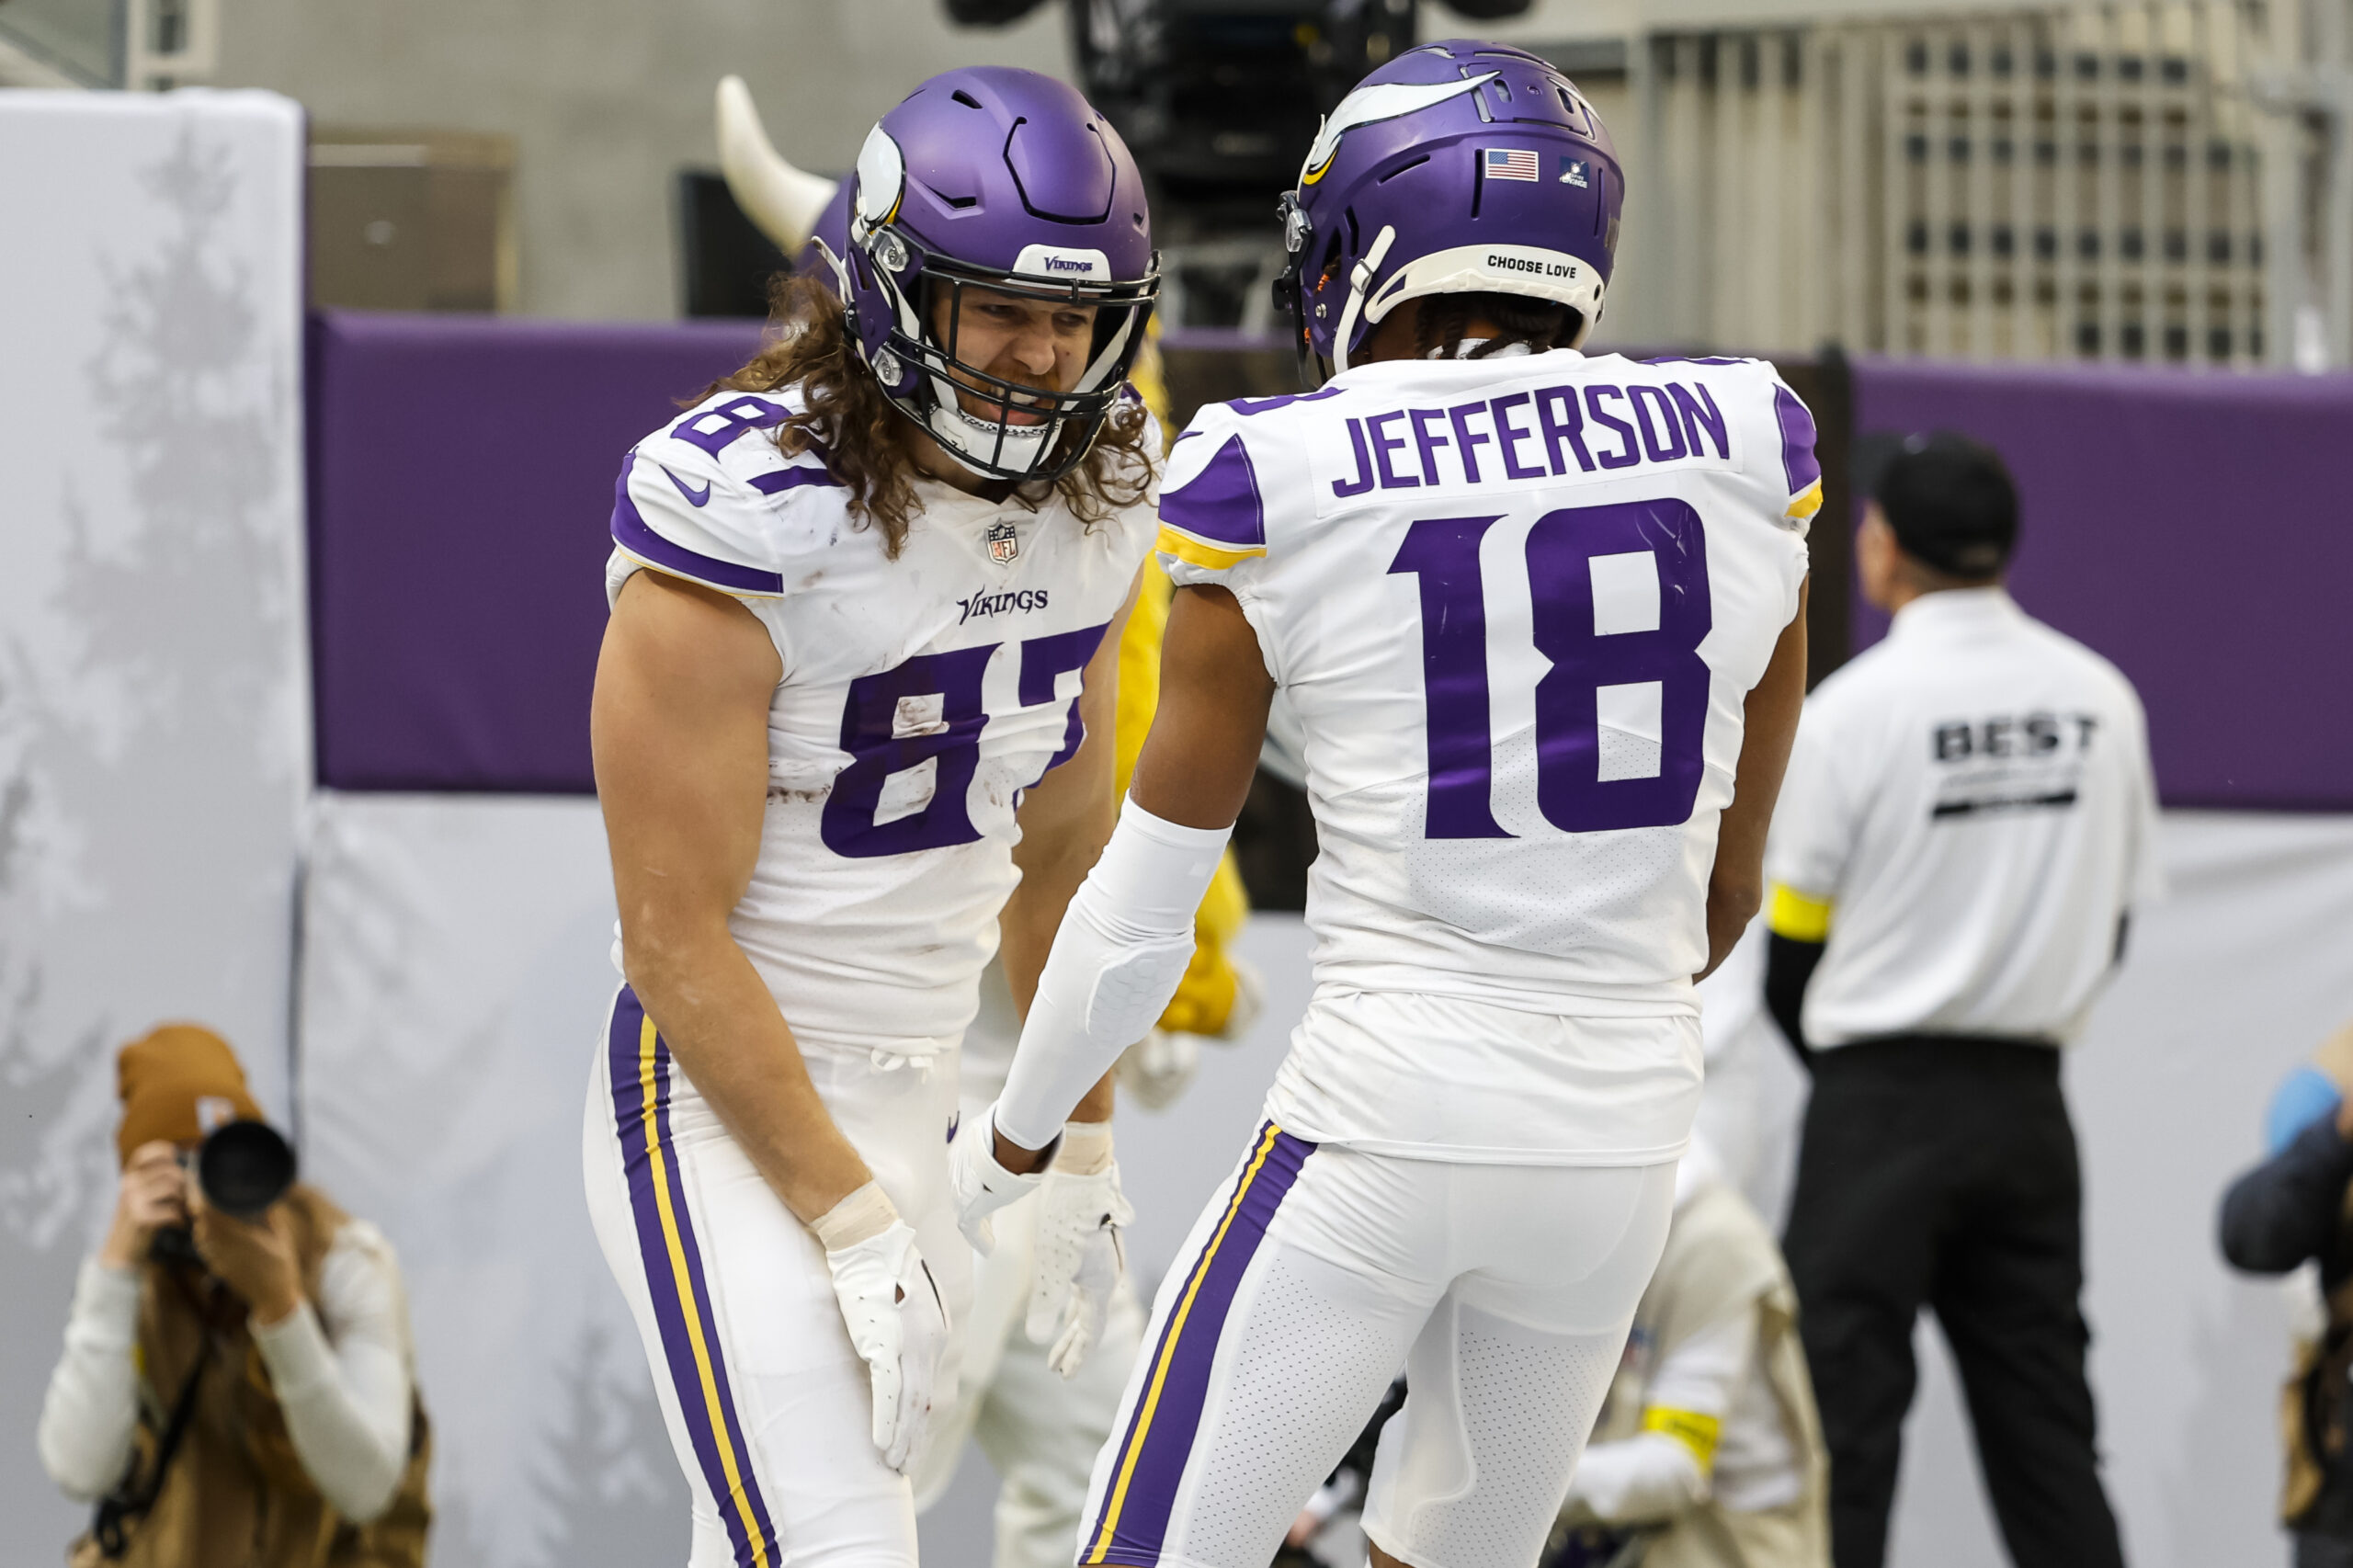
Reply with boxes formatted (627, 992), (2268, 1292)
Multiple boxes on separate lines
(1862, 431), (2018, 578)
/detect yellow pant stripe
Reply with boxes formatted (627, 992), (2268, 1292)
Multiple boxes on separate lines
(1086, 1123), (1284, 1562)
(640, 1017), (772, 1568)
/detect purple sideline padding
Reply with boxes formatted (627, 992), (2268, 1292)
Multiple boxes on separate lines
(309, 311), (762, 791)
(1852, 359), (2353, 812)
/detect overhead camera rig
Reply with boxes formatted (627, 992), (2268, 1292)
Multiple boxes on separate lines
(942, 0), (1533, 332)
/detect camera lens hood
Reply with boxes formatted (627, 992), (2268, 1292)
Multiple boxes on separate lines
(198, 1120), (297, 1221)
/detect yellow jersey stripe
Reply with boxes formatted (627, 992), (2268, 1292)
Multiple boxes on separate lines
(640, 1017), (772, 1568)
(1767, 883), (1834, 943)
(1086, 1124), (1284, 1562)
(1786, 477), (1824, 524)
(1154, 524), (1267, 573)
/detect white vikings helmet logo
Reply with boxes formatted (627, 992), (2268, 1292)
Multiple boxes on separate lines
(1298, 72), (1500, 187)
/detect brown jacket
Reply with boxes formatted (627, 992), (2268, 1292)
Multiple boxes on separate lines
(72, 1187), (431, 1568)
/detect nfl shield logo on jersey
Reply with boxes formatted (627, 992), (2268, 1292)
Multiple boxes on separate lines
(985, 520), (1020, 563)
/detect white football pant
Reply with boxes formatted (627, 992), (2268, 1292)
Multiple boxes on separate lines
(584, 985), (973, 1568)
(1077, 1123), (1676, 1568)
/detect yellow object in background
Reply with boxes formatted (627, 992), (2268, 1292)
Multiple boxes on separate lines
(1766, 883), (1834, 944)
(1642, 1404), (1725, 1471)
(1120, 328), (1254, 1040)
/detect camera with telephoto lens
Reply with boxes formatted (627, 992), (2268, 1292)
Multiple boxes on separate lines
(148, 1120), (299, 1267)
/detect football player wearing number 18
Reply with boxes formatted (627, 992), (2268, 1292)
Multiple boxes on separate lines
(582, 69), (1162, 1568)
(951, 40), (1818, 1568)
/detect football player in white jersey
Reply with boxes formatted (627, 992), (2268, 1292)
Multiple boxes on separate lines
(582, 68), (1163, 1568)
(951, 40), (1817, 1568)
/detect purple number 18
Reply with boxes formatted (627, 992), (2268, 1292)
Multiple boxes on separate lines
(1389, 500), (1713, 838)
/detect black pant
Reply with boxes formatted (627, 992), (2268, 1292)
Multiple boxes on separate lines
(1782, 1037), (2126, 1568)
(2302, 1535), (2353, 1568)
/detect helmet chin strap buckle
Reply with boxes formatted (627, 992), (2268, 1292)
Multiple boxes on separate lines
(1330, 225), (1398, 377)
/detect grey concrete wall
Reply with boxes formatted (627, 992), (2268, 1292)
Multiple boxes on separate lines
(212, 0), (1070, 320)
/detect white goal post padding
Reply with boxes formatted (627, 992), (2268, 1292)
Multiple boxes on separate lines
(0, 89), (308, 1550)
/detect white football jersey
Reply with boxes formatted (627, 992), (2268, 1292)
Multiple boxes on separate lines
(1160, 348), (1814, 1017)
(607, 385), (1156, 1056)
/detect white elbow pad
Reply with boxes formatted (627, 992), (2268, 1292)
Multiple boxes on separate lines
(996, 798), (1232, 1150)
(1083, 937), (1197, 1047)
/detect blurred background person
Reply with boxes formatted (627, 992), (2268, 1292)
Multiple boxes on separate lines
(2220, 1023), (2353, 1568)
(1549, 1137), (1829, 1568)
(1763, 433), (2159, 1568)
(37, 1024), (430, 1568)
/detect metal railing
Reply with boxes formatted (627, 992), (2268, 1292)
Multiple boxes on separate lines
(1600, 2), (2353, 369)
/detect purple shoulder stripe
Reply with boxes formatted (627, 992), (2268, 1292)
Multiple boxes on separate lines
(1228, 386), (1344, 417)
(611, 459), (785, 597)
(1159, 434), (1266, 551)
(750, 464), (844, 495)
(1644, 355), (1751, 367)
(1773, 383), (1822, 495)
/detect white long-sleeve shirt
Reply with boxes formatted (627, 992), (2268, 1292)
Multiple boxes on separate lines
(38, 1220), (417, 1523)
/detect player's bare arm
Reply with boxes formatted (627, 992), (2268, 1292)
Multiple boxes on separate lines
(1701, 576), (1810, 981)
(1124, 584), (1278, 831)
(593, 567), (872, 1221)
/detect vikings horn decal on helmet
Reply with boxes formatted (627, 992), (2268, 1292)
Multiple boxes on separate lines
(821, 68), (1157, 483)
(1274, 40), (1624, 383)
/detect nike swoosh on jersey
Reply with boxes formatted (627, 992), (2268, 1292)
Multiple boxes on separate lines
(1300, 73), (1499, 185)
(662, 465), (712, 506)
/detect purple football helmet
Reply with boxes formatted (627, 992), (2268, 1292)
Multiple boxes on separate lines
(1274, 40), (1623, 381)
(825, 67), (1158, 483)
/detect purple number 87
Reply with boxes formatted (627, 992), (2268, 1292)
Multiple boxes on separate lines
(1388, 499), (1712, 838)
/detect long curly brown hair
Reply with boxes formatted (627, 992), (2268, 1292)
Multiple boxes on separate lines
(701, 274), (1156, 558)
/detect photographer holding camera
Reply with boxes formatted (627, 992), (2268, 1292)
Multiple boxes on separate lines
(38, 1025), (430, 1568)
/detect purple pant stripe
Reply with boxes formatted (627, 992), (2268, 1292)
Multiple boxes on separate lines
(607, 986), (780, 1568)
(1085, 1121), (1315, 1567)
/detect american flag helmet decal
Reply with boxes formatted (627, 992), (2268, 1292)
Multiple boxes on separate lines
(1483, 148), (1540, 181)
(1272, 40), (1625, 375)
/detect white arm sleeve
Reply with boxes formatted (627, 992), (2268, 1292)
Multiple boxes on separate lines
(996, 796), (1232, 1150)
(250, 1221), (416, 1523)
(38, 1257), (144, 1500)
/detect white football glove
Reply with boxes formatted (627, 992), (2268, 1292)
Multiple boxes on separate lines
(1117, 1029), (1201, 1110)
(949, 1102), (1050, 1256)
(1027, 1122), (1135, 1380)
(816, 1187), (949, 1473)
